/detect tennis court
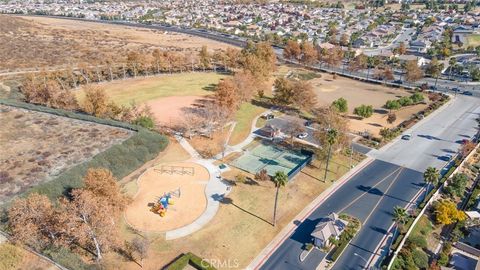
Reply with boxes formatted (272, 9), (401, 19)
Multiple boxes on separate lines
(231, 141), (313, 179)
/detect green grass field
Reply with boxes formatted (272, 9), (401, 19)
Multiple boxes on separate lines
(76, 72), (227, 105)
(467, 34), (480, 47)
(229, 102), (267, 145)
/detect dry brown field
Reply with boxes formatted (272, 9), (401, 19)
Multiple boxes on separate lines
(0, 15), (234, 71)
(0, 105), (132, 202)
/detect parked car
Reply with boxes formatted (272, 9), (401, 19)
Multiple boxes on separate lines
(264, 114), (274, 120)
(304, 120), (314, 127)
(462, 91), (473, 96)
(393, 80), (403, 84)
(429, 85), (437, 91)
(401, 134), (412, 140)
(452, 87), (460, 93)
(297, 132), (308, 139)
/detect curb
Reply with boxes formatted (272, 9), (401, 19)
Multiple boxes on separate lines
(247, 156), (374, 270)
(369, 94), (455, 157)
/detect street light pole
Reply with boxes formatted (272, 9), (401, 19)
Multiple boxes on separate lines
(354, 252), (369, 270)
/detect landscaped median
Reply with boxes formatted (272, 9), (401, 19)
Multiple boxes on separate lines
(328, 214), (361, 262)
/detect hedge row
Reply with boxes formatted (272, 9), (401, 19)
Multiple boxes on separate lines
(27, 128), (168, 201)
(164, 252), (217, 270)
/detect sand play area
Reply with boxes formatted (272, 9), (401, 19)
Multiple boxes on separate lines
(124, 162), (210, 232)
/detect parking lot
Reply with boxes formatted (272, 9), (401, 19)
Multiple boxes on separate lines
(255, 114), (372, 155)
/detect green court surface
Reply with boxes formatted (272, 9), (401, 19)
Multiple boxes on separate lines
(231, 141), (312, 177)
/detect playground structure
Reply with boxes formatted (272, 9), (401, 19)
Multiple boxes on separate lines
(124, 162), (209, 232)
(150, 188), (181, 217)
(155, 165), (195, 176)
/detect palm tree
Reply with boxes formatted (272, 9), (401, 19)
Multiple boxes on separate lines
(323, 128), (338, 182)
(448, 57), (457, 80)
(272, 171), (288, 226)
(423, 166), (440, 203)
(391, 206), (409, 251)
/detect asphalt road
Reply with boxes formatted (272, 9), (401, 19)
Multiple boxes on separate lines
(260, 95), (480, 270)
(363, 28), (416, 56)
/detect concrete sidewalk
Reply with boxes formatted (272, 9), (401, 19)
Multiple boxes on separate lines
(246, 156), (374, 270)
(166, 137), (231, 240)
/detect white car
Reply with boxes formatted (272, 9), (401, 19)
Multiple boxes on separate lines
(297, 132), (308, 139)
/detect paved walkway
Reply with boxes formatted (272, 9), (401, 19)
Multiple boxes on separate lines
(214, 110), (269, 160)
(165, 136), (232, 240)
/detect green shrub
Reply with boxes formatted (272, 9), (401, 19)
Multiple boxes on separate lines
(407, 234), (427, 249)
(438, 252), (449, 266)
(353, 104), (373, 118)
(0, 243), (24, 270)
(398, 96), (413, 106)
(411, 92), (425, 103)
(165, 252), (216, 270)
(385, 100), (401, 110)
(331, 98), (348, 113)
(43, 246), (97, 270)
(445, 173), (468, 199)
(132, 116), (155, 130)
(412, 248), (428, 268)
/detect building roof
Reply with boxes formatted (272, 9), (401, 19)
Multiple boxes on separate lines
(311, 212), (348, 241)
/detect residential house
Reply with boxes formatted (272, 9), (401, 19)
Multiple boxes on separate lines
(311, 213), (348, 248)
(452, 25), (474, 44)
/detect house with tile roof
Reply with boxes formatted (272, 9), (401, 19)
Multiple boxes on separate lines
(311, 212), (348, 248)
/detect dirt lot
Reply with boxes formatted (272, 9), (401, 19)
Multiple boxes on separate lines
(0, 105), (132, 203)
(124, 162), (209, 233)
(295, 69), (430, 136)
(0, 15), (233, 71)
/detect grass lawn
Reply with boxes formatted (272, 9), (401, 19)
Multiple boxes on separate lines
(228, 102), (267, 146)
(408, 214), (440, 252)
(76, 72), (227, 105)
(110, 148), (363, 270)
(467, 34), (480, 47)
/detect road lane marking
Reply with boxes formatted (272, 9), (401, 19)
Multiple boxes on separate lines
(361, 167), (404, 226)
(337, 166), (403, 214)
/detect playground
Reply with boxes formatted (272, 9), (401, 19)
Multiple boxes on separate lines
(231, 140), (313, 178)
(124, 162), (209, 232)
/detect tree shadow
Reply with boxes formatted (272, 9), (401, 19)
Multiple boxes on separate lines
(251, 98), (274, 110)
(418, 134), (442, 140)
(219, 196), (272, 225)
(370, 226), (388, 234)
(202, 83), (218, 92)
(374, 108), (389, 114)
(368, 123), (383, 127)
(357, 185), (384, 196)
